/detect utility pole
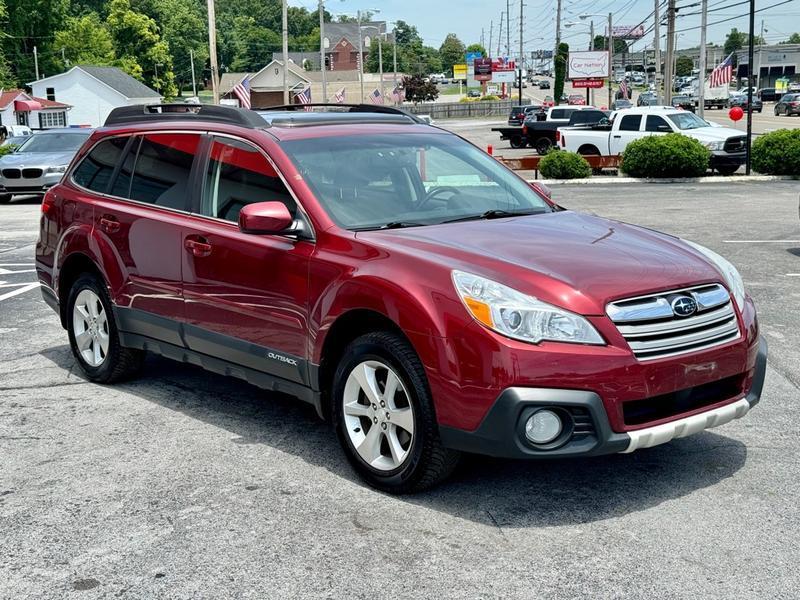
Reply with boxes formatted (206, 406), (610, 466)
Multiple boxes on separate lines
(282, 0), (289, 104)
(190, 49), (197, 98)
(33, 46), (39, 80)
(589, 21), (594, 105)
(319, 0), (327, 102)
(481, 28), (485, 52)
(393, 27), (398, 91)
(519, 0), (524, 104)
(755, 19), (764, 89)
(378, 33), (384, 101)
(498, 12), (504, 57)
(746, 0), (755, 174)
(207, 0), (220, 104)
(556, 0), (562, 52)
(61, 47), (68, 68)
(506, 0), (511, 57)
(608, 13), (614, 109)
(698, 0), (708, 118)
(489, 21), (493, 59)
(654, 0), (662, 103)
(664, 0), (676, 105)
(358, 10), (365, 101)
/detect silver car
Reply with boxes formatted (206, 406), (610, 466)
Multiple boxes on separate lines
(0, 129), (92, 203)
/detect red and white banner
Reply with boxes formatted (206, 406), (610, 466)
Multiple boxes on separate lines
(572, 78), (605, 89)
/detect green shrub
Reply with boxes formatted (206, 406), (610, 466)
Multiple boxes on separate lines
(752, 129), (800, 175)
(0, 144), (18, 156)
(479, 94), (500, 101)
(539, 150), (592, 179)
(621, 133), (710, 178)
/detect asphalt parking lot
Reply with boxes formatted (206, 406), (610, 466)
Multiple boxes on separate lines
(2, 181), (799, 598)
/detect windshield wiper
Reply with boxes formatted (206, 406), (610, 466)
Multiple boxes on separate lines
(354, 221), (427, 231)
(441, 209), (545, 224)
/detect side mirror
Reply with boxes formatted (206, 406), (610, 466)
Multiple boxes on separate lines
(239, 201), (294, 235)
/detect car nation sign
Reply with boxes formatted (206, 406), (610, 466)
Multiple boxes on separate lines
(568, 51), (610, 80)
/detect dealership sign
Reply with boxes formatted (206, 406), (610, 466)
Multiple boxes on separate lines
(474, 57), (493, 82)
(572, 78), (605, 89)
(568, 51), (609, 80)
(492, 58), (516, 83)
(611, 25), (645, 40)
(453, 63), (467, 79)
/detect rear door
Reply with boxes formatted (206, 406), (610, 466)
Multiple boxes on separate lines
(87, 132), (203, 338)
(181, 135), (313, 385)
(609, 114), (643, 155)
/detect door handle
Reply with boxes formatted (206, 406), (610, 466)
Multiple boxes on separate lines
(99, 216), (120, 234)
(184, 236), (212, 258)
(612, 135), (622, 138)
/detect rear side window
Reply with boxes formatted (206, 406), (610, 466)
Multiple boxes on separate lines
(72, 137), (129, 193)
(550, 109), (567, 119)
(201, 137), (296, 223)
(618, 115), (642, 131)
(128, 134), (201, 209)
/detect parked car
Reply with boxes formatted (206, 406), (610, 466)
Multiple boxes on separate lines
(35, 103), (766, 493)
(773, 93), (800, 116)
(611, 99), (633, 111)
(0, 128), (92, 204)
(467, 90), (481, 98)
(757, 88), (783, 102)
(558, 106), (749, 175)
(671, 95), (696, 112)
(567, 94), (586, 105)
(727, 93), (763, 113)
(538, 80), (551, 89)
(542, 95), (555, 107)
(519, 107), (608, 154)
(507, 104), (544, 127)
(637, 92), (658, 107)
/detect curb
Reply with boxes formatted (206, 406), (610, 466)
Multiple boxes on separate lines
(528, 175), (799, 185)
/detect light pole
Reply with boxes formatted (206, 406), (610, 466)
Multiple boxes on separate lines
(362, 24), (387, 101)
(357, 8), (381, 102)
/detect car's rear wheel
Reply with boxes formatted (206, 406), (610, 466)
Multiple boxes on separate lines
(535, 137), (552, 155)
(67, 273), (144, 383)
(510, 135), (526, 149)
(332, 331), (459, 493)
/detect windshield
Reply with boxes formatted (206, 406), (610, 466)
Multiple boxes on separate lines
(17, 132), (89, 153)
(667, 112), (709, 130)
(282, 133), (552, 230)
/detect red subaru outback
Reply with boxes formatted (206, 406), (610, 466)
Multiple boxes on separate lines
(35, 104), (766, 493)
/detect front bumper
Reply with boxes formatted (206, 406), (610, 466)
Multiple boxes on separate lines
(0, 173), (62, 195)
(439, 335), (767, 459)
(710, 150), (746, 168)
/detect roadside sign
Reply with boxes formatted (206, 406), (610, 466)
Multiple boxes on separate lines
(611, 25), (645, 40)
(572, 78), (605, 89)
(465, 51), (482, 64)
(453, 64), (467, 79)
(568, 51), (609, 80)
(474, 57), (492, 82)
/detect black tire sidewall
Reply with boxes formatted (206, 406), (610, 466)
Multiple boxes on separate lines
(66, 274), (124, 382)
(332, 334), (432, 491)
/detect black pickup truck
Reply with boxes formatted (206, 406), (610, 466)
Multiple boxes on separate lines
(521, 108), (608, 154)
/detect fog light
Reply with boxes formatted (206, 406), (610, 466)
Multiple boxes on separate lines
(525, 410), (562, 444)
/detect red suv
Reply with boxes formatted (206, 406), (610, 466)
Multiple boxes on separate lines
(36, 104), (766, 493)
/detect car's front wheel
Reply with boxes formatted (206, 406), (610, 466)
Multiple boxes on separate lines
(333, 332), (459, 493)
(0, 194), (11, 204)
(66, 273), (144, 383)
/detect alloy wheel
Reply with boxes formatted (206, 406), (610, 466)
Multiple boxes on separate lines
(72, 289), (110, 367)
(342, 360), (415, 471)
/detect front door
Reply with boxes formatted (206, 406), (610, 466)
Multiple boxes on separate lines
(181, 135), (313, 385)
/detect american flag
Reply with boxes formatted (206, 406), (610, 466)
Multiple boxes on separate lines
(233, 76), (251, 109)
(295, 86), (312, 111)
(710, 53), (734, 88)
(619, 78), (628, 100)
(391, 86), (404, 104)
(369, 88), (384, 105)
(334, 87), (346, 103)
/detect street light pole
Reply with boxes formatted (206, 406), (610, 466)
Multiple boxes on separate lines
(519, 0), (524, 105)
(282, 0), (289, 104)
(654, 0), (661, 103)
(319, 0), (327, 102)
(378, 30), (384, 101)
(358, 11), (364, 101)
(608, 12), (614, 109)
(698, 0), (708, 118)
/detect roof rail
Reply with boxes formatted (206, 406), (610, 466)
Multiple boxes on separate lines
(260, 103), (426, 124)
(104, 104), (267, 128)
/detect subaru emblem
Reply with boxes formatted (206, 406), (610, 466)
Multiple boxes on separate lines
(671, 296), (698, 318)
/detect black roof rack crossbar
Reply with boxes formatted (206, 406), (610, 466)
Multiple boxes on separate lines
(104, 104), (268, 128)
(260, 103), (426, 124)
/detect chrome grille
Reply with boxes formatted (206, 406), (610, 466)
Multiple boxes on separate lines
(22, 168), (43, 178)
(2, 168), (21, 179)
(607, 284), (740, 361)
(724, 136), (746, 153)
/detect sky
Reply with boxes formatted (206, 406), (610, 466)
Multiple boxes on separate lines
(291, 0), (800, 56)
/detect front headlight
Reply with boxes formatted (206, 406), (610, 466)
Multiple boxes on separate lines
(46, 165), (67, 174)
(683, 240), (746, 310)
(452, 270), (604, 345)
(704, 141), (725, 151)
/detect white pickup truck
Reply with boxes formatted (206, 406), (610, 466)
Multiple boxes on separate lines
(557, 106), (747, 175)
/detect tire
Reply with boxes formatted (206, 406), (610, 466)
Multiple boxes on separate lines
(332, 331), (460, 494)
(535, 137), (552, 155)
(716, 165), (739, 176)
(0, 194), (11, 204)
(510, 135), (525, 149)
(775, 108), (780, 116)
(66, 273), (144, 383)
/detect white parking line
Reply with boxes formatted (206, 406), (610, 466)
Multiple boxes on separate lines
(723, 240), (800, 243)
(0, 268), (36, 275)
(786, 274), (800, 277)
(0, 282), (40, 302)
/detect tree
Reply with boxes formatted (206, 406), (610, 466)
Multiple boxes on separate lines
(439, 34), (465, 76)
(593, 35), (627, 55)
(2, 0), (70, 83)
(675, 55), (694, 77)
(465, 43), (487, 58)
(54, 13), (116, 67)
(783, 33), (800, 44)
(0, 0), (14, 87)
(402, 74), (438, 102)
(554, 42), (569, 102)
(724, 28), (747, 68)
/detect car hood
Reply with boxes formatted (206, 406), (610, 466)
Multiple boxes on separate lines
(0, 151), (76, 167)
(683, 126), (743, 141)
(357, 211), (723, 315)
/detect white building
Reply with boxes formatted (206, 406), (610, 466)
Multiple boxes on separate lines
(0, 89), (71, 131)
(29, 65), (161, 128)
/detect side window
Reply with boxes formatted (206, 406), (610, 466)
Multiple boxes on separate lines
(550, 109), (565, 119)
(201, 137), (296, 223)
(72, 137), (129, 193)
(128, 133), (201, 209)
(110, 137), (140, 198)
(646, 115), (670, 132)
(618, 115), (642, 131)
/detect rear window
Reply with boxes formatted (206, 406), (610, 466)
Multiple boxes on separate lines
(72, 137), (129, 193)
(618, 115), (642, 131)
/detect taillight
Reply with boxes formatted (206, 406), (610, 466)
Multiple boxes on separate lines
(522, 125), (528, 134)
(791, 102), (799, 107)
(555, 130), (561, 142)
(41, 189), (57, 216)
(560, 134), (566, 148)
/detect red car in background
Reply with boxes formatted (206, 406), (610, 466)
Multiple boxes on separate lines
(567, 94), (587, 105)
(35, 104), (766, 493)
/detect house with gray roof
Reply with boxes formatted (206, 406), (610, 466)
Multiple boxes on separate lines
(29, 65), (161, 127)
